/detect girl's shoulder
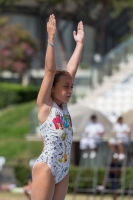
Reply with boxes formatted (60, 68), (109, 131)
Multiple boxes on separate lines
(38, 100), (53, 126)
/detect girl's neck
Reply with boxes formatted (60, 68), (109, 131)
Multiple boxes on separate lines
(52, 98), (63, 109)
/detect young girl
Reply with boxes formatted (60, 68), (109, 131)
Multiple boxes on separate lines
(32, 14), (84, 200)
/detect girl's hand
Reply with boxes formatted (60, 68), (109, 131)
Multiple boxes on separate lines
(73, 21), (84, 43)
(47, 14), (56, 40)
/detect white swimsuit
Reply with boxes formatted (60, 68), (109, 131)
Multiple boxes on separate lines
(34, 102), (73, 184)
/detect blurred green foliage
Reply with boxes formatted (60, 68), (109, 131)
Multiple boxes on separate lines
(14, 165), (30, 186)
(0, 17), (39, 73)
(36, 0), (62, 3)
(69, 166), (132, 192)
(0, 101), (43, 162)
(35, 0), (133, 38)
(13, 164), (133, 191)
(0, 83), (39, 108)
(0, 0), (19, 10)
(80, 63), (90, 69)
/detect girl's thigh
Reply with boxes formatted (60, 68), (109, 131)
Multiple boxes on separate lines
(31, 162), (55, 200)
(53, 174), (69, 200)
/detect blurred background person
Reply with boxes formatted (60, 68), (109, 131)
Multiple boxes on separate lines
(23, 171), (32, 200)
(97, 157), (122, 200)
(80, 114), (104, 159)
(23, 158), (36, 200)
(108, 116), (131, 160)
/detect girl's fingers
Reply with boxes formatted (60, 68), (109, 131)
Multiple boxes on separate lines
(77, 22), (80, 30)
(51, 14), (56, 26)
(80, 22), (84, 30)
(52, 14), (55, 19)
(52, 15), (55, 25)
(48, 17), (51, 25)
(53, 18), (56, 27)
(47, 14), (56, 31)
(49, 15), (53, 24)
(78, 21), (83, 31)
(49, 15), (51, 21)
(50, 14), (53, 23)
(73, 31), (76, 38)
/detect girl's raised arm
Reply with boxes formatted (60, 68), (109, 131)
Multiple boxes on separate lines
(37, 14), (56, 107)
(66, 21), (84, 81)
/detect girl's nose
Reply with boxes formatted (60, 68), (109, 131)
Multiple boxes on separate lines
(69, 88), (73, 93)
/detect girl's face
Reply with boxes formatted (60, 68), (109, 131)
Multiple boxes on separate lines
(52, 74), (73, 105)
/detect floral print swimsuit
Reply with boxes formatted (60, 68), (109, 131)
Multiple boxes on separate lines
(34, 102), (73, 184)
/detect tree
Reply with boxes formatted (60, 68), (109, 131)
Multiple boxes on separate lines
(35, 0), (133, 57)
(0, 17), (38, 75)
(111, 0), (133, 32)
(1, 0), (128, 58)
(35, 0), (97, 67)
(0, 0), (20, 10)
(35, 0), (109, 57)
(93, 0), (133, 54)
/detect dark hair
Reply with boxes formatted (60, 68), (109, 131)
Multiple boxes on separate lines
(52, 69), (71, 87)
(90, 114), (97, 120)
(117, 116), (123, 121)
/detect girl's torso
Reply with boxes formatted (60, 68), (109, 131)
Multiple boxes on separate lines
(34, 101), (73, 183)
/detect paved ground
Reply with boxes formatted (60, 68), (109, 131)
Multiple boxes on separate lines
(0, 192), (127, 200)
